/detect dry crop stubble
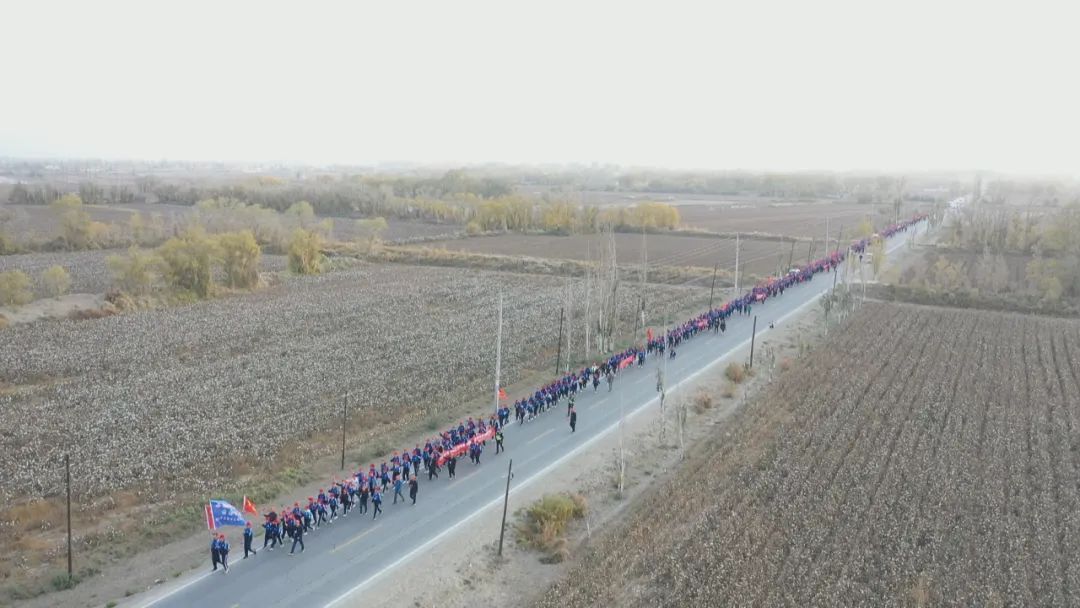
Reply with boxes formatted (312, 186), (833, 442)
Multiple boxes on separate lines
(537, 303), (1080, 607)
(0, 263), (704, 503)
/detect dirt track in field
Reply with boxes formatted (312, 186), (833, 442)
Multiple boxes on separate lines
(420, 232), (803, 279)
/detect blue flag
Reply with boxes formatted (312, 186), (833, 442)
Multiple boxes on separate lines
(206, 500), (247, 529)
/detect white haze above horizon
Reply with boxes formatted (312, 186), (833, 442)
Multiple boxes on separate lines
(0, 0), (1077, 176)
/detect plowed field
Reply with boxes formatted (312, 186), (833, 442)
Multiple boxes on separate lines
(540, 302), (1080, 607)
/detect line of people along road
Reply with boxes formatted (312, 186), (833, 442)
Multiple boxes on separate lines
(208, 213), (927, 574)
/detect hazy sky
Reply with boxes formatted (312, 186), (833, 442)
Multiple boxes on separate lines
(1, 0), (1076, 174)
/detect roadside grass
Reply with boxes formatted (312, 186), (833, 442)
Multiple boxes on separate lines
(516, 493), (588, 564)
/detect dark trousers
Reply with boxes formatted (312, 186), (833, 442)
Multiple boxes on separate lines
(496, 440), (503, 454)
(291, 536), (304, 553)
(244, 539), (256, 557)
(373, 502), (382, 519)
(211, 549), (220, 571)
(219, 552), (229, 570)
(410, 490), (417, 505)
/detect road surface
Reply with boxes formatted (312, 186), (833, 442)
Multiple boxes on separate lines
(137, 223), (925, 608)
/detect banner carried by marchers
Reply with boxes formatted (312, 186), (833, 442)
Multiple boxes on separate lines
(205, 499), (248, 530)
(437, 427), (496, 466)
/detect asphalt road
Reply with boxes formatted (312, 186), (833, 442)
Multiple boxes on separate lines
(137, 223), (925, 608)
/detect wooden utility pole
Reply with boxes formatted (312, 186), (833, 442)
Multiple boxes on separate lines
(65, 454), (72, 579)
(749, 316), (758, 368)
(555, 307), (564, 376)
(341, 392), (348, 470)
(708, 263), (718, 310)
(584, 244), (591, 357)
(497, 459), (513, 556)
(495, 294), (503, 411)
(733, 233), (740, 296)
(565, 278), (573, 373)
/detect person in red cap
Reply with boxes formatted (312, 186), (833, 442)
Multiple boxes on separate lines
(243, 522), (256, 558)
(217, 533), (230, 572)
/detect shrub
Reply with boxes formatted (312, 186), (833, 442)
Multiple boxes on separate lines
(158, 229), (217, 298)
(721, 382), (736, 398)
(725, 361), (746, 384)
(216, 230), (261, 289)
(50, 573), (81, 591)
(466, 221), (482, 236)
(692, 390), (714, 413)
(107, 247), (159, 295)
(0, 270), (34, 306)
(517, 493), (587, 563)
(0, 313), (9, 329)
(287, 228), (325, 275)
(355, 217), (389, 253)
(40, 265), (72, 297)
(285, 200), (316, 226)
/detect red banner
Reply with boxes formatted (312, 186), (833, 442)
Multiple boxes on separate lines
(436, 427), (496, 466)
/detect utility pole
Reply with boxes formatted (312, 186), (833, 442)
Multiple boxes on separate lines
(825, 216), (830, 257)
(787, 238), (796, 272)
(341, 391), (348, 470)
(806, 236), (815, 265)
(497, 459), (513, 556)
(640, 228), (647, 345)
(618, 393), (625, 497)
(565, 278), (573, 373)
(708, 263), (718, 310)
(495, 294), (503, 411)
(555, 307), (564, 376)
(584, 244), (591, 357)
(65, 454), (72, 579)
(733, 233), (740, 296)
(749, 315), (758, 368)
(832, 226), (844, 291)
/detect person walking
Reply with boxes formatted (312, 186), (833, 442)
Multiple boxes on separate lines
(217, 534), (230, 572)
(210, 535), (221, 572)
(569, 407), (578, 433)
(495, 429), (504, 454)
(289, 519), (305, 555)
(567, 394), (575, 417)
(606, 371), (614, 392)
(371, 488), (383, 519)
(243, 522), (257, 558)
(358, 485), (369, 515)
(409, 475), (419, 505)
(448, 455), (457, 479)
(393, 476), (405, 505)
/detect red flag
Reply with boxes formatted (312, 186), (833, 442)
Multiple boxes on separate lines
(646, 328), (653, 342)
(242, 496), (257, 515)
(498, 387), (508, 400)
(205, 503), (216, 530)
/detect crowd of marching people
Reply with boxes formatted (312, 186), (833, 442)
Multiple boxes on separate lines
(209, 213), (927, 574)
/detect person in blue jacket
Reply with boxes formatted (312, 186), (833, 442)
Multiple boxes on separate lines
(243, 522), (257, 558)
